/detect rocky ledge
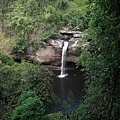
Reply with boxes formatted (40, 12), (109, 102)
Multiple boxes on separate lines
(19, 30), (88, 66)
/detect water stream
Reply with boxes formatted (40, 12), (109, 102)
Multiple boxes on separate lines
(58, 41), (69, 78)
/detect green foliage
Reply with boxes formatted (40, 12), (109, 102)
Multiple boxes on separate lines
(0, 60), (53, 118)
(63, 9), (82, 29)
(0, 0), (90, 53)
(0, 32), (15, 55)
(10, 91), (48, 120)
(20, 62), (53, 104)
(6, 0), (40, 53)
(76, 0), (120, 120)
(45, 6), (63, 28)
(76, 104), (92, 120)
(63, 0), (90, 30)
(56, 0), (68, 10)
(76, 51), (91, 69)
(0, 52), (14, 65)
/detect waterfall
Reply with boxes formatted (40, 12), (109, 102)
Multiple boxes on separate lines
(58, 41), (69, 78)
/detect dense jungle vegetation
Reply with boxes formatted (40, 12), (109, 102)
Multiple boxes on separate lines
(0, 0), (120, 120)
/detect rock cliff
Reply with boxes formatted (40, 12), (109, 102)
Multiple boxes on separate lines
(23, 30), (86, 65)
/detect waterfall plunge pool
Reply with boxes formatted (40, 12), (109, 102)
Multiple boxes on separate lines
(47, 66), (85, 114)
(46, 41), (84, 114)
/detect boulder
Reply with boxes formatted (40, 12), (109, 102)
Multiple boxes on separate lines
(47, 39), (63, 48)
(35, 46), (60, 64)
(73, 33), (82, 38)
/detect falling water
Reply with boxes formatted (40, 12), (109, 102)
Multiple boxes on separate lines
(58, 41), (69, 78)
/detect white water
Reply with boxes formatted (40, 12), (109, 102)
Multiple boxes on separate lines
(58, 41), (69, 78)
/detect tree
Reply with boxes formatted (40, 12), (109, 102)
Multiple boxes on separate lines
(0, 60), (53, 119)
(10, 91), (49, 120)
(76, 0), (120, 119)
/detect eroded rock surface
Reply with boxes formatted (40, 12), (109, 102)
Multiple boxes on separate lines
(24, 30), (85, 65)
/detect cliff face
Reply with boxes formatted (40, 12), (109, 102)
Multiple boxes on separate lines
(23, 30), (87, 65)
